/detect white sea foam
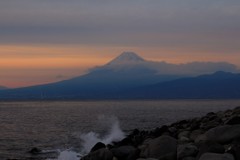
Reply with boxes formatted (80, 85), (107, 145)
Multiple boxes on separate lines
(80, 118), (125, 154)
(56, 116), (125, 160)
(57, 150), (80, 160)
(45, 149), (80, 160)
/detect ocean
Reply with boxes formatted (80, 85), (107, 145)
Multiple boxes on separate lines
(0, 100), (240, 160)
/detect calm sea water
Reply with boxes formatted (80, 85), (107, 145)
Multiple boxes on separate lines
(1, 100), (240, 159)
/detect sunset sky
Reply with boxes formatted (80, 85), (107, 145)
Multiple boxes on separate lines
(1, 0), (240, 88)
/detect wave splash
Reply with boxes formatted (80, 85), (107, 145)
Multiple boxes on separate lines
(80, 117), (125, 154)
(56, 116), (125, 160)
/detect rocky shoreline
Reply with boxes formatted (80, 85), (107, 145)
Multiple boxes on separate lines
(81, 106), (240, 160)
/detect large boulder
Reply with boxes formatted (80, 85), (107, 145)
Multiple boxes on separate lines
(111, 145), (139, 160)
(227, 137), (240, 160)
(199, 153), (235, 160)
(195, 125), (240, 144)
(140, 135), (177, 160)
(228, 145), (240, 160)
(177, 144), (198, 160)
(232, 106), (240, 115)
(90, 142), (106, 152)
(182, 157), (195, 160)
(178, 131), (191, 144)
(189, 130), (204, 141)
(29, 147), (42, 154)
(200, 120), (221, 131)
(81, 148), (113, 160)
(225, 116), (240, 125)
(196, 141), (225, 159)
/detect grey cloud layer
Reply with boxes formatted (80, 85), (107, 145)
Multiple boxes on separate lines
(0, 0), (240, 53)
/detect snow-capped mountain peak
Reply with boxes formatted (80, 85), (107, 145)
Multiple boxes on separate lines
(107, 52), (145, 65)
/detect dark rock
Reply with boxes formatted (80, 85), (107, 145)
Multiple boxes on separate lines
(199, 114), (223, 131)
(189, 118), (201, 131)
(115, 137), (133, 146)
(232, 106), (240, 115)
(178, 136), (191, 144)
(178, 131), (191, 144)
(206, 112), (216, 117)
(200, 120), (220, 131)
(195, 125), (240, 144)
(225, 116), (240, 125)
(178, 131), (190, 139)
(132, 134), (145, 147)
(199, 153), (234, 160)
(90, 142), (106, 152)
(111, 145), (139, 160)
(140, 135), (177, 160)
(127, 129), (147, 147)
(29, 147), (42, 154)
(227, 137), (240, 160)
(132, 129), (140, 135)
(171, 120), (190, 130)
(81, 148), (113, 160)
(168, 127), (178, 138)
(151, 125), (169, 137)
(169, 127), (177, 134)
(189, 130), (204, 141)
(179, 120), (190, 129)
(227, 144), (240, 160)
(182, 157), (196, 160)
(177, 144), (198, 160)
(196, 141), (225, 159)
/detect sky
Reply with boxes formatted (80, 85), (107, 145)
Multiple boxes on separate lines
(0, 0), (240, 88)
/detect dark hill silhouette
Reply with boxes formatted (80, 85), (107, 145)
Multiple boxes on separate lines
(121, 71), (240, 99)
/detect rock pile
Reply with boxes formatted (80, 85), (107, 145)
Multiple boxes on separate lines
(81, 106), (240, 160)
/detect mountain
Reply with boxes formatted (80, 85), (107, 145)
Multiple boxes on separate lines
(0, 52), (181, 99)
(106, 52), (145, 65)
(122, 71), (240, 99)
(0, 52), (239, 99)
(92, 52), (238, 76)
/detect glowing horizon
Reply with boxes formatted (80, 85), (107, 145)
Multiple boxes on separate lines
(1, 44), (240, 88)
(0, 1), (240, 87)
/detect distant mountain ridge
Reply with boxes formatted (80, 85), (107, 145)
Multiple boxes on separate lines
(91, 52), (238, 75)
(0, 52), (239, 99)
(120, 71), (240, 99)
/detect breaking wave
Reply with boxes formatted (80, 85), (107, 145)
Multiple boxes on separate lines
(56, 116), (125, 160)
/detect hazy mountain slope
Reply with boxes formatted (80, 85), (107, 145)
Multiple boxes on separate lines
(0, 52), (181, 99)
(121, 71), (240, 99)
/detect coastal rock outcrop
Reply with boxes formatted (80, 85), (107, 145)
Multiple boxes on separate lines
(111, 145), (139, 160)
(81, 148), (113, 160)
(195, 125), (240, 144)
(81, 106), (240, 160)
(139, 135), (177, 160)
(199, 153), (235, 160)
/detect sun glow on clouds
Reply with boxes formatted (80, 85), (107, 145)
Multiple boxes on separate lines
(0, 44), (240, 88)
(0, 45), (112, 87)
(0, 1), (240, 87)
(0, 45), (163, 88)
